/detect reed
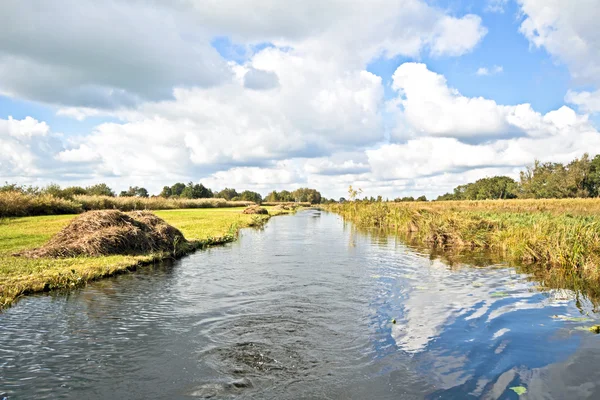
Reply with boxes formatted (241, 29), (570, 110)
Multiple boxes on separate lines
(0, 191), (254, 218)
(326, 200), (600, 280)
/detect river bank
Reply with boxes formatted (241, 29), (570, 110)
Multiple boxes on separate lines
(0, 207), (292, 309)
(325, 199), (600, 281)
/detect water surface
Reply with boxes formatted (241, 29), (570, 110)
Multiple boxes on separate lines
(2, 210), (600, 399)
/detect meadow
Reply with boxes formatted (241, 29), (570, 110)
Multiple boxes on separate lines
(326, 199), (600, 281)
(0, 207), (290, 308)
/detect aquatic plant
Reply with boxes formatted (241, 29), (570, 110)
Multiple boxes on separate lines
(325, 200), (600, 280)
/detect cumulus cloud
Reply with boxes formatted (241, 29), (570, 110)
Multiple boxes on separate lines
(391, 63), (545, 140)
(565, 89), (600, 114)
(0, 116), (65, 179)
(0, 0), (486, 110)
(243, 68), (280, 90)
(518, 0), (600, 85)
(0, 0), (230, 109)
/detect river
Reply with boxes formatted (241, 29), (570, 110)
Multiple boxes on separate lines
(2, 210), (600, 399)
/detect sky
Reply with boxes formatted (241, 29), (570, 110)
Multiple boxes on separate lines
(1, 0), (600, 200)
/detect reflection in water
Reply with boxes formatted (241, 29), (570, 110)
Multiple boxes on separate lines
(1, 210), (600, 399)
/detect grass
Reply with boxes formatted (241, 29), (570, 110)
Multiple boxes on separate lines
(0, 191), (255, 218)
(326, 199), (600, 281)
(0, 207), (292, 308)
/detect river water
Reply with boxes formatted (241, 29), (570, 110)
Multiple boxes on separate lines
(2, 210), (600, 399)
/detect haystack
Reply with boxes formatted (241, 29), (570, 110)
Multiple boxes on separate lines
(19, 210), (187, 258)
(242, 205), (268, 215)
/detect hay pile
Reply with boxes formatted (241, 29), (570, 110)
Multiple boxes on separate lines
(19, 210), (188, 258)
(242, 205), (269, 215)
(272, 204), (291, 211)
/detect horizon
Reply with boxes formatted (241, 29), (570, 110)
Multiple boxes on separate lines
(1, 0), (599, 200)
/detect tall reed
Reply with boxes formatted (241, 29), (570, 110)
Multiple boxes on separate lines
(326, 200), (600, 279)
(0, 191), (254, 218)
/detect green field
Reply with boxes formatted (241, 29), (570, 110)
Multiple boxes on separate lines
(0, 208), (286, 308)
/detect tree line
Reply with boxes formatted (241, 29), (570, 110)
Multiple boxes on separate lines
(436, 153), (600, 201)
(1, 181), (323, 204)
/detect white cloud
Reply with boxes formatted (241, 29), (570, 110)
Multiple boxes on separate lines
(518, 0), (600, 85)
(476, 65), (504, 76)
(486, 0), (510, 13)
(565, 89), (600, 114)
(391, 63), (543, 139)
(0, 0), (486, 110)
(0, 117), (63, 178)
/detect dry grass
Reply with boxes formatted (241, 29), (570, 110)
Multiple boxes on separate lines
(0, 191), (255, 218)
(326, 199), (600, 280)
(0, 208), (283, 309)
(17, 210), (188, 258)
(242, 205), (269, 214)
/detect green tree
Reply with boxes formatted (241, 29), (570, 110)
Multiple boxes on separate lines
(86, 183), (115, 197)
(239, 190), (262, 204)
(180, 182), (213, 199)
(170, 182), (186, 197)
(217, 188), (239, 200)
(159, 186), (172, 197)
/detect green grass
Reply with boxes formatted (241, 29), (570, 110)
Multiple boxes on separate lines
(0, 207), (289, 308)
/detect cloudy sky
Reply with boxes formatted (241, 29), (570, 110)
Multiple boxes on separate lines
(1, 0), (599, 199)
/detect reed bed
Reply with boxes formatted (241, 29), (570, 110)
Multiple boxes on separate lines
(326, 200), (600, 280)
(0, 191), (254, 218)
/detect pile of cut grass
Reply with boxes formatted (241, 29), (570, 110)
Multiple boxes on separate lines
(17, 210), (189, 258)
(242, 205), (269, 215)
(0, 208), (278, 308)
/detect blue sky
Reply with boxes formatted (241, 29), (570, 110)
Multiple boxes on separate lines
(1, 0), (599, 198)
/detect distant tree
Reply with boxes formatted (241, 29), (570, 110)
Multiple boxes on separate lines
(292, 188), (322, 204)
(264, 190), (280, 202)
(239, 190), (262, 204)
(181, 182), (213, 199)
(217, 188), (238, 201)
(159, 186), (172, 198)
(417, 195), (427, 202)
(120, 186), (149, 197)
(86, 183), (115, 197)
(278, 190), (294, 202)
(587, 154), (600, 197)
(170, 182), (186, 197)
(62, 186), (87, 198)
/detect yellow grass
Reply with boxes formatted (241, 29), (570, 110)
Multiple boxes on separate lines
(0, 207), (290, 308)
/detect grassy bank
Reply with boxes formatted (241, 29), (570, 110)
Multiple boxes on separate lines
(0, 191), (254, 218)
(326, 200), (600, 280)
(0, 207), (290, 308)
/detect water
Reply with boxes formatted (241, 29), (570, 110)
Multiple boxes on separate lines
(2, 210), (600, 399)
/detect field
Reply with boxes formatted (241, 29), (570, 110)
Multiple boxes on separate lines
(326, 199), (600, 282)
(0, 207), (290, 308)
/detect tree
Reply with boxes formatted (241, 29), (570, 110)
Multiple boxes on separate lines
(264, 190), (280, 202)
(159, 186), (172, 198)
(292, 188), (322, 204)
(239, 190), (262, 204)
(278, 190), (294, 202)
(86, 183), (115, 197)
(587, 154), (600, 197)
(170, 182), (186, 197)
(217, 188), (238, 201)
(120, 186), (149, 197)
(417, 195), (427, 202)
(180, 182), (213, 199)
